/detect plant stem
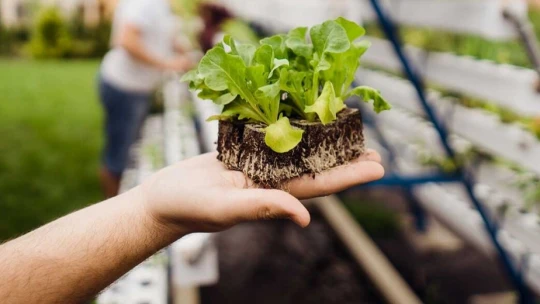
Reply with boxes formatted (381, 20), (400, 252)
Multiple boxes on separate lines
(305, 112), (317, 122)
(311, 72), (320, 106)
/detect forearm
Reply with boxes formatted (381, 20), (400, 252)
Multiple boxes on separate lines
(0, 186), (183, 303)
(122, 40), (168, 69)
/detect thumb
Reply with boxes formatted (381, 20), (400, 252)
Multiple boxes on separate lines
(229, 189), (311, 227)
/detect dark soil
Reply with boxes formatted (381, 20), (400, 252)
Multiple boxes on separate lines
(200, 210), (383, 304)
(343, 189), (519, 303)
(217, 108), (364, 188)
(199, 189), (529, 304)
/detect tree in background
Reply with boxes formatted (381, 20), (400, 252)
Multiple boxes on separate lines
(28, 7), (72, 59)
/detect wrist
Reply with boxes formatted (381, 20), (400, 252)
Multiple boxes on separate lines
(128, 186), (187, 242)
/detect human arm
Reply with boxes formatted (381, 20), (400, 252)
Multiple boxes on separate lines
(118, 23), (193, 71)
(0, 151), (383, 303)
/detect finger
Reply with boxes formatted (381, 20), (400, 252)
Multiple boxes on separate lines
(228, 189), (311, 227)
(287, 161), (385, 200)
(357, 149), (382, 163)
(189, 152), (219, 164)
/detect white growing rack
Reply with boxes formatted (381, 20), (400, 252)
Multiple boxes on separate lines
(357, 0), (527, 40)
(220, 0), (526, 40)
(97, 115), (169, 304)
(362, 37), (540, 116)
(358, 68), (540, 175)
(98, 77), (205, 304)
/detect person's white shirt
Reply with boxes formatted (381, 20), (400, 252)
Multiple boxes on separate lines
(100, 0), (176, 93)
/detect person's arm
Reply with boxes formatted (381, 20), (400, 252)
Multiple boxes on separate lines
(0, 151), (383, 303)
(119, 23), (192, 71)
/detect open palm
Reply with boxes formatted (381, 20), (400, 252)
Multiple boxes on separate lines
(140, 150), (384, 233)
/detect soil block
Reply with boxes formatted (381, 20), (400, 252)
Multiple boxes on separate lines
(217, 107), (364, 188)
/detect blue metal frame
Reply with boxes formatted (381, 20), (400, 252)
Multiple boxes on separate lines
(366, 0), (533, 302)
(353, 95), (429, 230)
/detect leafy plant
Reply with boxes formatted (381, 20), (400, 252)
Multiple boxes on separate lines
(183, 18), (391, 153)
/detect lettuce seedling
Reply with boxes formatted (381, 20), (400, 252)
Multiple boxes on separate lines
(183, 17), (390, 153)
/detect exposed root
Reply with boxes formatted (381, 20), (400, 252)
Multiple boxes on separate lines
(218, 108), (365, 189)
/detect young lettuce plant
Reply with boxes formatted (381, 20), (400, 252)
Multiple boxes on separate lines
(182, 17), (390, 153)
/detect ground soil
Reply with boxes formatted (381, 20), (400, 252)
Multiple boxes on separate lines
(200, 210), (383, 304)
(217, 108), (364, 188)
(200, 188), (523, 304)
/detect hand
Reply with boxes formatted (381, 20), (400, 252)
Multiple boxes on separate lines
(139, 150), (384, 234)
(164, 56), (194, 72)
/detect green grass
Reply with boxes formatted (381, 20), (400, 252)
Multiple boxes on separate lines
(341, 197), (400, 238)
(0, 59), (103, 241)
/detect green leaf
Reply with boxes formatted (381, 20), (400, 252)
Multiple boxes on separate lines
(253, 44), (274, 69)
(180, 69), (199, 82)
(196, 88), (237, 106)
(315, 53), (333, 72)
(236, 43), (257, 66)
(180, 69), (204, 90)
(221, 19), (260, 45)
(268, 58), (289, 78)
(335, 17), (365, 41)
(207, 99), (261, 121)
(223, 35), (256, 66)
(260, 34), (287, 58)
(279, 103), (295, 116)
(264, 116), (304, 153)
(255, 82), (281, 121)
(347, 86), (392, 113)
(320, 40), (371, 96)
(353, 40), (371, 57)
(197, 88), (221, 100)
(246, 64), (267, 90)
(304, 81), (344, 124)
(198, 46), (272, 123)
(279, 69), (310, 113)
(214, 92), (238, 105)
(199, 47), (246, 93)
(222, 34), (236, 52)
(310, 20), (350, 56)
(286, 27), (312, 58)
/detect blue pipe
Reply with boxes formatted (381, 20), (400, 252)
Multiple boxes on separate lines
(361, 173), (461, 187)
(367, 0), (532, 302)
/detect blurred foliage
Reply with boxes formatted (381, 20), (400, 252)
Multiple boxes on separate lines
(0, 24), (30, 56)
(0, 59), (102, 240)
(28, 7), (72, 59)
(415, 136), (493, 175)
(3, 5), (111, 59)
(222, 19), (260, 45)
(505, 162), (540, 213)
(341, 198), (400, 238)
(67, 8), (112, 58)
(144, 144), (165, 170)
(68, 19), (112, 59)
(172, 0), (203, 18)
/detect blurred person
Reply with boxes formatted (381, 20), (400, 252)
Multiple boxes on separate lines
(0, 151), (384, 303)
(197, 2), (234, 52)
(99, 0), (193, 197)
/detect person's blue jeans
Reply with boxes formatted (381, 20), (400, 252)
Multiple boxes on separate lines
(98, 76), (151, 177)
